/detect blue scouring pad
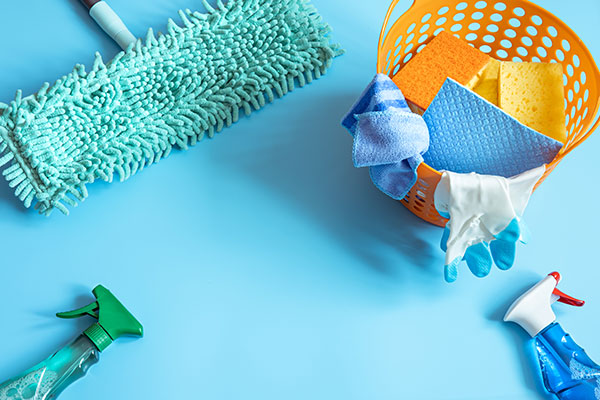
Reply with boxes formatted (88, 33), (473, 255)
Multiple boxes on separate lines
(422, 78), (563, 178)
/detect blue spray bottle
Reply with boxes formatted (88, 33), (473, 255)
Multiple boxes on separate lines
(505, 272), (600, 399)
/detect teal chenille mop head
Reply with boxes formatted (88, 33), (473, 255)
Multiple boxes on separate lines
(0, 0), (342, 215)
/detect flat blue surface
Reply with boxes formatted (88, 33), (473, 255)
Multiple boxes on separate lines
(0, 1), (599, 399)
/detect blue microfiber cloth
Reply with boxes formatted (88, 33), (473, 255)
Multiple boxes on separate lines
(422, 78), (563, 178)
(342, 74), (429, 200)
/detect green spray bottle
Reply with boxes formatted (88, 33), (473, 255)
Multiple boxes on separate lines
(0, 285), (143, 400)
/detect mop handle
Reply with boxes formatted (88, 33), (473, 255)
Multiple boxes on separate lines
(79, 0), (136, 50)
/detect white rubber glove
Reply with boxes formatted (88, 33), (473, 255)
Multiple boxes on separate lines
(434, 166), (545, 282)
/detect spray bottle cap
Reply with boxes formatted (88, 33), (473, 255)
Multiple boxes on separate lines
(504, 272), (584, 337)
(56, 285), (143, 352)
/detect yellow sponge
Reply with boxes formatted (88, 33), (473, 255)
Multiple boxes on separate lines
(466, 59), (501, 105)
(499, 62), (567, 143)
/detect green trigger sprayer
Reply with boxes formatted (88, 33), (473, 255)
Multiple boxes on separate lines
(0, 285), (143, 400)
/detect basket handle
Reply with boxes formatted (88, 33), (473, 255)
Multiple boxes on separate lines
(377, 0), (418, 72)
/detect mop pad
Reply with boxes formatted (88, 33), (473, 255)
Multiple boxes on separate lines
(422, 78), (563, 178)
(0, 0), (343, 215)
(342, 74), (429, 200)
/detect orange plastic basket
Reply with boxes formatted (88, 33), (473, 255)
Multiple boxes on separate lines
(377, 0), (600, 227)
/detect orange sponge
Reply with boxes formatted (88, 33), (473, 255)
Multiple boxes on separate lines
(393, 31), (491, 110)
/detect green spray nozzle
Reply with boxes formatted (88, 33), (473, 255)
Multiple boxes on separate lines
(56, 285), (143, 352)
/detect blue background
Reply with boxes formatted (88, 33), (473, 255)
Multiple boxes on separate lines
(0, 0), (599, 399)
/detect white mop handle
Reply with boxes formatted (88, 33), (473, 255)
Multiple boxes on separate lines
(89, 1), (136, 50)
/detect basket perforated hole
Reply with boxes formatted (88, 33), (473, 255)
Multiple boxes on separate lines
(513, 7), (525, 17)
(405, 43), (414, 53)
(416, 44), (426, 53)
(521, 37), (533, 46)
(436, 17), (447, 26)
(487, 24), (499, 32)
(573, 54), (580, 68)
(438, 6), (450, 15)
(500, 39), (512, 48)
(451, 24), (463, 32)
(394, 45), (403, 57)
(475, 1), (488, 9)
(422, 13), (432, 23)
(466, 33), (478, 41)
(517, 47), (528, 57)
(504, 29), (517, 38)
(406, 33), (415, 43)
(563, 74), (568, 86)
(583, 107), (589, 119)
(469, 22), (481, 30)
(480, 45), (492, 53)
(562, 39), (571, 51)
(456, 2), (468, 11)
(454, 13), (465, 21)
(537, 47), (547, 58)
(526, 26), (538, 36)
(556, 49), (565, 61)
(496, 49), (508, 59)
(420, 24), (430, 33)
(490, 13), (503, 22)
(509, 18), (521, 28)
(418, 34), (429, 43)
(403, 53), (412, 64)
(581, 71), (587, 84)
(566, 113), (570, 125)
(513, 56), (523, 62)
(434, 27), (444, 36)
(531, 56), (541, 63)
(547, 26), (558, 37)
(567, 64), (574, 77)
(542, 36), (553, 47)
(407, 23), (416, 34)
(571, 106), (576, 119)
(577, 98), (583, 110)
(394, 35), (404, 47)
(568, 89), (574, 102)
(472, 11), (484, 20)
(576, 116), (582, 127)
(393, 64), (401, 75)
(531, 15), (543, 26)
(483, 34), (495, 43)
(494, 2), (507, 11)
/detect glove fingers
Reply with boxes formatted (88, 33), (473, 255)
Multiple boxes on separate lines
(444, 258), (461, 283)
(490, 239), (517, 271)
(464, 243), (493, 278)
(440, 225), (451, 252)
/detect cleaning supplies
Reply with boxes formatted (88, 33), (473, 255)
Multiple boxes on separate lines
(434, 166), (544, 282)
(79, 0), (137, 51)
(505, 272), (600, 399)
(342, 74), (429, 200)
(392, 31), (492, 112)
(0, 0), (343, 216)
(422, 78), (563, 178)
(499, 62), (567, 143)
(0, 285), (143, 400)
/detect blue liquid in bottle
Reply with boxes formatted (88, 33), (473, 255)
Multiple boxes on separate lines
(535, 323), (600, 399)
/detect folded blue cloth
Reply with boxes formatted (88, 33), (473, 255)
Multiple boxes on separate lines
(422, 78), (563, 178)
(342, 74), (429, 200)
